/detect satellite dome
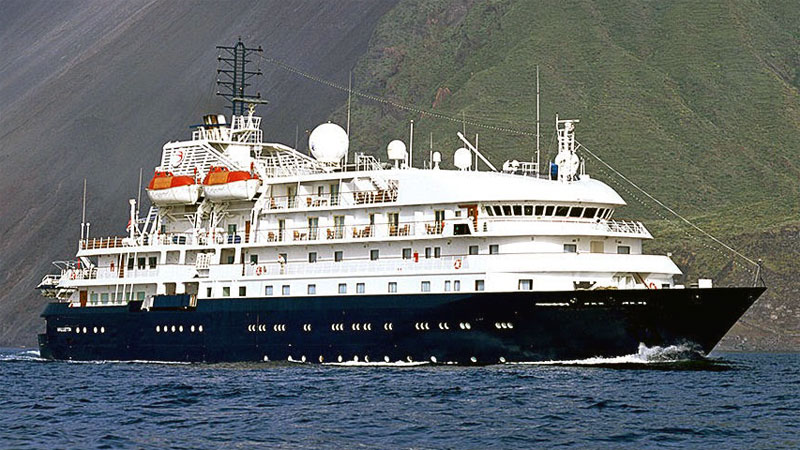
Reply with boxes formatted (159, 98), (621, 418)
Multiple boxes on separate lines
(454, 147), (472, 170)
(432, 151), (442, 163)
(309, 123), (348, 163)
(387, 140), (407, 161)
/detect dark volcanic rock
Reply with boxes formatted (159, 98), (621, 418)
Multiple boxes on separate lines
(0, 0), (397, 346)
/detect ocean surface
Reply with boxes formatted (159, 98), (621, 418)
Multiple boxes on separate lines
(0, 347), (797, 450)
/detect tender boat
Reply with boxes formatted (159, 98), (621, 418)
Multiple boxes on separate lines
(146, 171), (200, 205)
(202, 166), (261, 201)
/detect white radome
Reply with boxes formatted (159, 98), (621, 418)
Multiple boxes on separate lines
(454, 147), (472, 170)
(309, 123), (348, 163)
(387, 140), (407, 161)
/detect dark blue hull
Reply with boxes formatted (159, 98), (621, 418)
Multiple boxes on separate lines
(38, 287), (764, 364)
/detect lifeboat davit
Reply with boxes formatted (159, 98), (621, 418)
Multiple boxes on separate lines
(202, 166), (261, 201)
(146, 171), (201, 205)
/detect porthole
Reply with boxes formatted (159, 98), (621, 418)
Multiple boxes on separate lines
(179, 325), (184, 332)
(470, 356), (478, 363)
(364, 355), (369, 363)
(156, 326), (160, 333)
(75, 328), (80, 334)
(338, 355), (343, 363)
(353, 355), (359, 362)
(507, 322), (514, 329)
(198, 325), (204, 333)
(171, 326), (176, 333)
(319, 355), (324, 363)
(459, 323), (465, 329)
(301, 355), (307, 363)
(83, 327), (87, 334)
(191, 325), (196, 332)
(465, 323), (471, 330)
(384, 356), (390, 363)
(93, 327), (98, 334)
(430, 356), (437, 363)
(495, 322), (501, 329)
(499, 356), (506, 363)
(100, 327), (105, 334)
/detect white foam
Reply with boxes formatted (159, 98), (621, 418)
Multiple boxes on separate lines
(323, 360), (430, 367)
(0, 349), (46, 362)
(509, 343), (705, 366)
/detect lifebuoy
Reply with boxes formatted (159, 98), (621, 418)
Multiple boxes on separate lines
(454, 259), (462, 270)
(256, 266), (263, 276)
(648, 282), (657, 290)
(110, 262), (115, 272)
(69, 272), (77, 280)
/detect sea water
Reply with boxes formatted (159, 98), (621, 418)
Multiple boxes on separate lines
(0, 347), (797, 449)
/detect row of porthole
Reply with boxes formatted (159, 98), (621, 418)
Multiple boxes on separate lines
(621, 301), (647, 306)
(155, 325), (204, 333)
(494, 322), (514, 329)
(352, 323), (372, 331)
(75, 326), (104, 334)
(262, 355), (499, 364)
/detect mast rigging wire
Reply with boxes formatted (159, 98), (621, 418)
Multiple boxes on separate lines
(256, 53), (759, 270)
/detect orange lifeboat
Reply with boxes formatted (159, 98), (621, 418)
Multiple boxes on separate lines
(202, 166), (261, 201)
(146, 171), (201, 205)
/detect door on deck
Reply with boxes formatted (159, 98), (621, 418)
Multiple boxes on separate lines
(79, 290), (87, 307)
(245, 220), (251, 243)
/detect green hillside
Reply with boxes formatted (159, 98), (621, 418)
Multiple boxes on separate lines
(323, 0), (800, 348)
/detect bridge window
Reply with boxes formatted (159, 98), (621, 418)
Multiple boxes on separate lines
(502, 205), (512, 216)
(485, 206), (494, 216)
(493, 205), (502, 216)
(534, 205), (544, 216)
(524, 205), (533, 215)
(583, 207), (598, 218)
(569, 207), (583, 218)
(513, 205), (522, 216)
(555, 206), (569, 217)
(544, 205), (555, 216)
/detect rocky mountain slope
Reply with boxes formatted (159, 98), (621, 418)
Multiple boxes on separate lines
(1, 0), (796, 350)
(0, 0), (396, 346)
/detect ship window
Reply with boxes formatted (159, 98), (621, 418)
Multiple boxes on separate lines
(475, 280), (485, 291)
(513, 205), (522, 216)
(485, 206), (494, 216)
(421, 281), (431, 292)
(563, 244), (577, 253)
(434, 247), (441, 258)
(555, 206), (569, 217)
(356, 283), (365, 294)
(453, 224), (471, 235)
(534, 205), (544, 216)
(544, 205), (555, 216)
(334, 250), (343, 262)
(518, 279), (533, 290)
(90, 293), (98, 304)
(250, 254), (258, 264)
(136, 292), (145, 301)
(127, 258), (134, 271)
(596, 208), (606, 219)
(445, 280), (451, 291)
(524, 205), (533, 215)
(206, 287), (212, 297)
(502, 205), (512, 216)
(617, 245), (630, 254)
(282, 285), (290, 295)
(265, 285), (273, 296)
(239, 286), (246, 297)
(493, 205), (503, 216)
(308, 252), (317, 263)
(425, 247), (432, 259)
(605, 209), (614, 219)
(101, 293), (109, 304)
(222, 287), (230, 297)
(489, 244), (499, 255)
(454, 280), (461, 291)
(388, 282), (397, 293)
(338, 283), (347, 294)
(370, 249), (379, 261)
(469, 245), (479, 255)
(308, 284), (316, 295)
(583, 207), (598, 218)
(138, 257), (146, 270)
(402, 248), (412, 259)
(569, 207), (583, 218)
(226, 256), (235, 264)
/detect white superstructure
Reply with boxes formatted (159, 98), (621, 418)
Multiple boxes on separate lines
(47, 108), (682, 307)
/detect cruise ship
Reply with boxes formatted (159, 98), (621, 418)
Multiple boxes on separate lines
(36, 45), (764, 364)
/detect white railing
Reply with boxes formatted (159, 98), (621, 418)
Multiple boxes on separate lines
(240, 255), (469, 278)
(604, 219), (648, 235)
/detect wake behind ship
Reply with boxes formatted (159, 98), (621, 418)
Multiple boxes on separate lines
(36, 41), (764, 364)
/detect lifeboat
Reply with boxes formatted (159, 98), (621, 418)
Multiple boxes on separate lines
(146, 171), (201, 205)
(202, 166), (261, 201)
